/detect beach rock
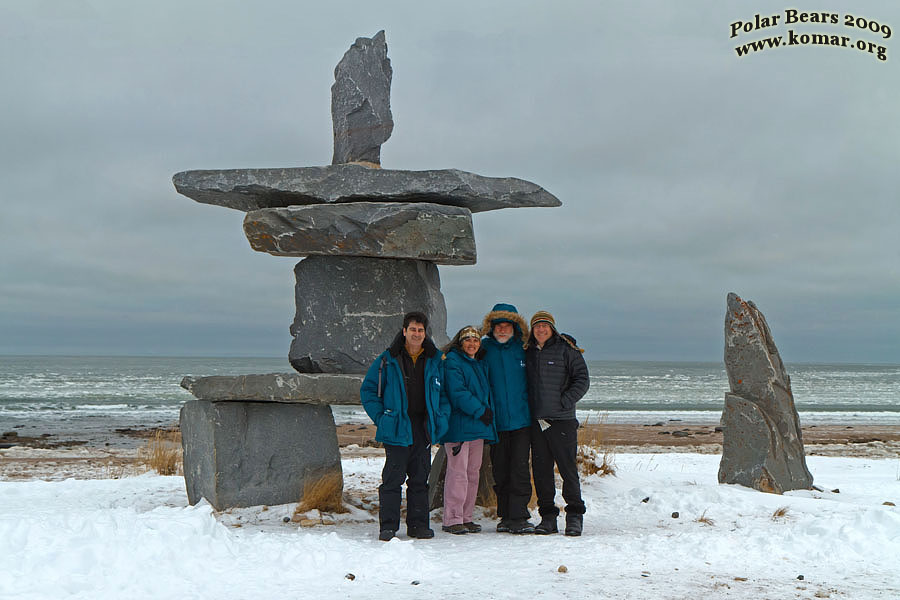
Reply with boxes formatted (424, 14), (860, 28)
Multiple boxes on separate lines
(718, 293), (814, 494)
(331, 31), (393, 165)
(243, 202), (476, 265)
(180, 400), (341, 510)
(180, 373), (363, 404)
(289, 256), (449, 373)
(171, 164), (561, 213)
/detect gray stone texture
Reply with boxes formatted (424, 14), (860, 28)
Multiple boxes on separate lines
(180, 399), (341, 510)
(331, 30), (393, 165)
(288, 255), (449, 373)
(171, 164), (561, 213)
(718, 293), (814, 494)
(243, 202), (476, 265)
(180, 373), (363, 404)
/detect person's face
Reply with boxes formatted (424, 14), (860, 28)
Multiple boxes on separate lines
(493, 322), (514, 343)
(403, 321), (426, 349)
(461, 335), (481, 358)
(533, 322), (553, 345)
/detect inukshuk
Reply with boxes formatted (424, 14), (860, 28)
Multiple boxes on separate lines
(173, 31), (560, 510)
(718, 293), (814, 494)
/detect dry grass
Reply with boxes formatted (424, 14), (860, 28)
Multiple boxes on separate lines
(695, 509), (715, 526)
(137, 429), (182, 476)
(295, 471), (348, 515)
(577, 413), (616, 477)
(771, 506), (790, 520)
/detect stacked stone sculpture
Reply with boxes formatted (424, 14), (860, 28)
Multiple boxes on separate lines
(718, 293), (814, 494)
(173, 31), (560, 509)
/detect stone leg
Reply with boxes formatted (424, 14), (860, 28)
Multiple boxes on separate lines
(180, 400), (342, 510)
(428, 443), (496, 511)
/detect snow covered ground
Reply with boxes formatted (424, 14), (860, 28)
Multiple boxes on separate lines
(2, 451), (899, 599)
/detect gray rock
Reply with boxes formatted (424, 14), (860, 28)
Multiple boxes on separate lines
(180, 373), (363, 404)
(331, 30), (393, 165)
(180, 400), (341, 510)
(171, 164), (561, 213)
(243, 202), (476, 265)
(718, 293), (813, 493)
(288, 256), (449, 373)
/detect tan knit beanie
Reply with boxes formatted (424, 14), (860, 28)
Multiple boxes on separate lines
(530, 310), (556, 331)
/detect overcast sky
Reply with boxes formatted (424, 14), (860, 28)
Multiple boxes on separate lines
(1, 1), (897, 363)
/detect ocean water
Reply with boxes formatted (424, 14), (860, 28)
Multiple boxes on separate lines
(1, 357), (898, 441)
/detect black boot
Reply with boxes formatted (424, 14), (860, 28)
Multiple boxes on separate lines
(564, 514), (583, 537)
(534, 516), (558, 535)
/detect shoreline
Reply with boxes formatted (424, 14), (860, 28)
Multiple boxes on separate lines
(2, 421), (898, 481)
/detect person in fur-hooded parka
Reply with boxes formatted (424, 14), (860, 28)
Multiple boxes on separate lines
(479, 302), (535, 534)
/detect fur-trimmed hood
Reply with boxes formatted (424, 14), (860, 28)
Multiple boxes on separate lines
(387, 330), (439, 359)
(480, 306), (529, 342)
(524, 330), (585, 353)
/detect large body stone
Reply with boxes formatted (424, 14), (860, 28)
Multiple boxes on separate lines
(289, 256), (449, 373)
(718, 293), (813, 493)
(180, 400), (341, 510)
(331, 30), (393, 165)
(180, 373), (363, 404)
(172, 164), (561, 213)
(243, 202), (476, 265)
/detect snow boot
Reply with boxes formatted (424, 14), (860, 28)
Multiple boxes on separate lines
(564, 514), (583, 537)
(507, 518), (535, 534)
(407, 524), (435, 539)
(463, 521), (482, 533)
(496, 519), (511, 533)
(534, 516), (558, 535)
(379, 529), (396, 541)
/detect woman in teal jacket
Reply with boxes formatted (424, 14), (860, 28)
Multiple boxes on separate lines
(440, 326), (497, 535)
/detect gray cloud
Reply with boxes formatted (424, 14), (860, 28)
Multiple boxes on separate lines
(1, 0), (898, 363)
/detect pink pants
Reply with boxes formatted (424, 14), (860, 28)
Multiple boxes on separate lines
(442, 439), (484, 526)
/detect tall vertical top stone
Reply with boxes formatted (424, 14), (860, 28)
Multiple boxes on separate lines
(331, 30), (393, 166)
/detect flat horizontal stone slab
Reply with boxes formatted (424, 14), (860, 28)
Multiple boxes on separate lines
(180, 373), (363, 404)
(243, 202), (476, 265)
(172, 164), (561, 213)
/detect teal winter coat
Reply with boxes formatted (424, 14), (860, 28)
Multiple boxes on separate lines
(360, 332), (448, 446)
(481, 335), (531, 432)
(441, 348), (497, 444)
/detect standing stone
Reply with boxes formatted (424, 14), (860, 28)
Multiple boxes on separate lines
(718, 293), (813, 493)
(332, 30), (393, 165)
(243, 202), (476, 265)
(180, 400), (341, 510)
(288, 256), (449, 373)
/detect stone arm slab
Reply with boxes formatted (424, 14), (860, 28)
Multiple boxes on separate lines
(180, 373), (364, 404)
(172, 164), (561, 213)
(243, 202), (476, 264)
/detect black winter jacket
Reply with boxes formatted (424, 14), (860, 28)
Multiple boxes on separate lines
(525, 333), (590, 420)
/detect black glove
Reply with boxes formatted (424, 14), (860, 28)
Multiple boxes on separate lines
(479, 406), (493, 426)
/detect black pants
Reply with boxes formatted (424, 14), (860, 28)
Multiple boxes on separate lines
(379, 417), (431, 531)
(530, 419), (585, 517)
(490, 426), (533, 520)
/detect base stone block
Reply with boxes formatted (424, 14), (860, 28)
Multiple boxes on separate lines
(180, 399), (341, 510)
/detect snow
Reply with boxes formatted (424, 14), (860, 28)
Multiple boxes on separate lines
(2, 452), (899, 599)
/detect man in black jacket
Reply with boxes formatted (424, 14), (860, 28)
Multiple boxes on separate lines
(525, 310), (590, 536)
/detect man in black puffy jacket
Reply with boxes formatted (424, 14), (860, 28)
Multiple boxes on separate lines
(525, 310), (590, 536)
